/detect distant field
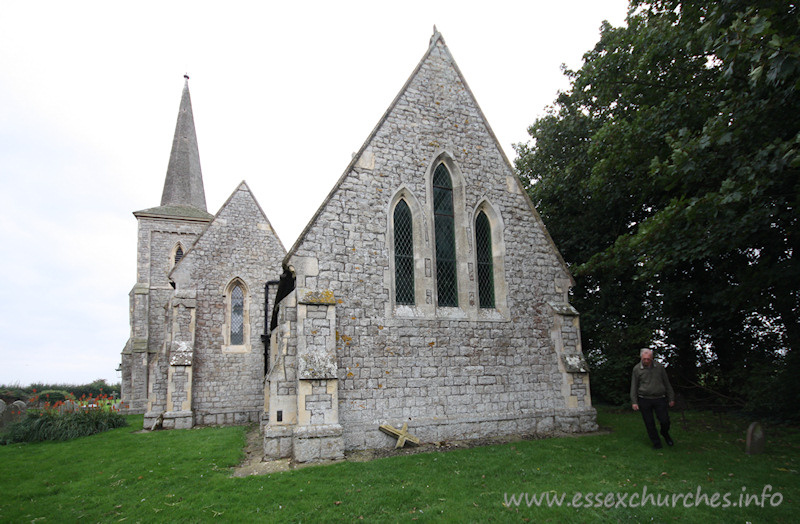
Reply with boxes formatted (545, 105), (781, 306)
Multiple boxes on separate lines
(1, 407), (797, 522)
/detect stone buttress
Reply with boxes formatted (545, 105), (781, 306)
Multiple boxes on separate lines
(263, 284), (344, 462)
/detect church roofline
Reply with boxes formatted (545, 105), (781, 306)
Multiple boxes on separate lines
(168, 180), (287, 280)
(282, 29), (574, 285)
(213, 181), (287, 255)
(284, 29), (448, 261)
(133, 204), (214, 221)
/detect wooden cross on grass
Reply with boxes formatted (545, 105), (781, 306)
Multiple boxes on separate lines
(379, 422), (420, 449)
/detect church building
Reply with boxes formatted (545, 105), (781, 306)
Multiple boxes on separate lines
(121, 30), (596, 462)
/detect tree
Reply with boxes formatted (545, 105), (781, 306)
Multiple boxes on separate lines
(516, 0), (799, 416)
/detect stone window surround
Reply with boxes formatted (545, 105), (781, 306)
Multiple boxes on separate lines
(428, 153), (467, 310)
(170, 241), (185, 270)
(222, 277), (252, 353)
(387, 187), (427, 310)
(472, 199), (509, 319)
(387, 151), (509, 321)
(392, 199), (415, 305)
(475, 209), (494, 307)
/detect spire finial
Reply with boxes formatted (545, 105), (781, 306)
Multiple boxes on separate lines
(160, 76), (207, 211)
(184, 73), (190, 82)
(430, 25), (442, 46)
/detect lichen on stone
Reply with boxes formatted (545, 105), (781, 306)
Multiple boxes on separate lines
(300, 289), (336, 304)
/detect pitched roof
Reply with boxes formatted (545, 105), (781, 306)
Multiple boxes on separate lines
(169, 181), (286, 278)
(283, 29), (573, 283)
(136, 76), (212, 220)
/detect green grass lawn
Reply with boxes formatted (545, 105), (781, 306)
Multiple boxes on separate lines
(1, 406), (797, 522)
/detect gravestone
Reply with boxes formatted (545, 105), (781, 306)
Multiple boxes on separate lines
(1, 400), (26, 430)
(58, 400), (77, 413)
(0, 398), (5, 415)
(746, 422), (765, 455)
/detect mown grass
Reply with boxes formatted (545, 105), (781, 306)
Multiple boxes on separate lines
(0, 407), (798, 522)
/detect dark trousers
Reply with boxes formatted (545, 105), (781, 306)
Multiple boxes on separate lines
(638, 396), (670, 444)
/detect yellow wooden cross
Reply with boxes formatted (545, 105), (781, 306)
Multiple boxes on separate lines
(379, 422), (420, 449)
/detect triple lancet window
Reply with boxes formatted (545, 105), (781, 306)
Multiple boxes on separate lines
(391, 158), (504, 313)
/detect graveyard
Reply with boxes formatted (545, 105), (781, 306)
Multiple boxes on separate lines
(1, 1), (797, 521)
(0, 406), (797, 521)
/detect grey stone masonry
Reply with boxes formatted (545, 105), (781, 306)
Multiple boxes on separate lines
(273, 31), (596, 456)
(121, 78), (213, 415)
(263, 289), (299, 436)
(125, 33), (596, 460)
(122, 214), (210, 413)
(154, 182), (285, 428)
(264, 289), (344, 461)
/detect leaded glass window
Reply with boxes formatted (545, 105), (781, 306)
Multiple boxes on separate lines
(230, 284), (244, 345)
(394, 200), (415, 305)
(433, 163), (458, 307)
(476, 211), (495, 308)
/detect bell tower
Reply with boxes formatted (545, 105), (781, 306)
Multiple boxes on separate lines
(120, 77), (213, 413)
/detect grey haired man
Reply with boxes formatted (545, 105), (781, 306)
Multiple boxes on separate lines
(631, 348), (675, 449)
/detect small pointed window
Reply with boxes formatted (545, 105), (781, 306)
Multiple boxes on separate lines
(433, 163), (457, 307)
(475, 211), (495, 308)
(230, 284), (244, 345)
(394, 200), (414, 305)
(174, 245), (184, 265)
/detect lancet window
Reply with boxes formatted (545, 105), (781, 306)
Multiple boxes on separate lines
(475, 210), (495, 308)
(393, 199), (415, 305)
(230, 284), (244, 345)
(433, 163), (458, 307)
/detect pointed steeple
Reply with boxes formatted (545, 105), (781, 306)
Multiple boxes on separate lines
(135, 76), (213, 221)
(160, 75), (208, 211)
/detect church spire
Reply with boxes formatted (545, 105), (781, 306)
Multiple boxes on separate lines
(160, 75), (208, 211)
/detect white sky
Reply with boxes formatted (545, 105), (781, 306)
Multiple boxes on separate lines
(0, 0), (628, 386)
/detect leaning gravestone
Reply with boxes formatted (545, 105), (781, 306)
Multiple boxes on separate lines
(746, 422), (765, 455)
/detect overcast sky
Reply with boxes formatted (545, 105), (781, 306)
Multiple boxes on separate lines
(0, 0), (628, 386)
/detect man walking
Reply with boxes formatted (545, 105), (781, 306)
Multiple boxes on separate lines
(631, 348), (675, 449)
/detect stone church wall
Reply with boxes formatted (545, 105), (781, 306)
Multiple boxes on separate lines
(284, 40), (595, 452)
(169, 184), (285, 425)
(121, 216), (209, 413)
(263, 288), (299, 449)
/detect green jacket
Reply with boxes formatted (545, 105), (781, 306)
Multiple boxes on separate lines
(630, 361), (675, 404)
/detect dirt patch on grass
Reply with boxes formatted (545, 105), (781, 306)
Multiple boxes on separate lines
(232, 425), (610, 477)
